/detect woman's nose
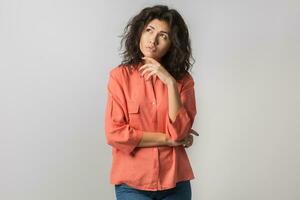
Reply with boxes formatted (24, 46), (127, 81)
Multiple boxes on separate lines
(149, 34), (158, 45)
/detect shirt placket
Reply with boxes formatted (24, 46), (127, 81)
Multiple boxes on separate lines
(146, 79), (162, 189)
(146, 79), (158, 123)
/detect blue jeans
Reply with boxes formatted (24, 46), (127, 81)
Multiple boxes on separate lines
(115, 180), (191, 200)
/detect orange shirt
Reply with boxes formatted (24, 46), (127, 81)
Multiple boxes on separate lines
(104, 64), (197, 191)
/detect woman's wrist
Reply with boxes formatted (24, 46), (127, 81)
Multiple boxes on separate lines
(166, 76), (176, 87)
(137, 131), (183, 147)
(164, 134), (172, 146)
(138, 131), (171, 147)
(165, 134), (180, 147)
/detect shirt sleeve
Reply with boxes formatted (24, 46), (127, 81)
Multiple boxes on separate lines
(104, 71), (143, 155)
(165, 74), (197, 142)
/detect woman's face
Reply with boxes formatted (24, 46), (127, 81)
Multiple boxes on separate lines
(139, 19), (171, 61)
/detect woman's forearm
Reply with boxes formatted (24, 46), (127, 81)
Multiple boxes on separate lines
(137, 131), (169, 147)
(166, 77), (182, 123)
(137, 78), (182, 148)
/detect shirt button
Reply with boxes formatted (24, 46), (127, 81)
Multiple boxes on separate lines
(152, 102), (155, 105)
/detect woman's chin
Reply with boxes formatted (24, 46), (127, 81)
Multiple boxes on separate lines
(143, 54), (159, 60)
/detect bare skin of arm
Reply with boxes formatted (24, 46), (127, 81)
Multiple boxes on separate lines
(136, 58), (197, 148)
(137, 131), (182, 147)
(166, 77), (182, 123)
(139, 58), (183, 123)
(137, 78), (185, 148)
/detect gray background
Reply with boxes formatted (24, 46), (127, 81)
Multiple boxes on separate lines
(1, 0), (299, 199)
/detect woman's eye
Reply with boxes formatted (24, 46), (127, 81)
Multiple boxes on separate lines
(160, 34), (168, 40)
(145, 28), (152, 32)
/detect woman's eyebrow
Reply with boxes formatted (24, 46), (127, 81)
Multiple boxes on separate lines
(148, 25), (169, 35)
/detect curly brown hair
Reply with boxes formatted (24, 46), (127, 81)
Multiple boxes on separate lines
(119, 5), (194, 80)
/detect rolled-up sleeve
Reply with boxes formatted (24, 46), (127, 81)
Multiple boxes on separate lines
(165, 74), (197, 141)
(104, 72), (143, 154)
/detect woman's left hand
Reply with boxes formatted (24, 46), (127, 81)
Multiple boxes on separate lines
(182, 128), (199, 148)
(139, 57), (175, 85)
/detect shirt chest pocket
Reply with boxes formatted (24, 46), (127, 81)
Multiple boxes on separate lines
(127, 101), (140, 128)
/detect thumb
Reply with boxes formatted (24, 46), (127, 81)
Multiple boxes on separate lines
(190, 128), (199, 136)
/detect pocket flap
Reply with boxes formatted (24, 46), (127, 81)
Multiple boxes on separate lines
(127, 101), (139, 114)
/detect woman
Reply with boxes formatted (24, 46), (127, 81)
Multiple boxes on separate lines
(105, 5), (198, 200)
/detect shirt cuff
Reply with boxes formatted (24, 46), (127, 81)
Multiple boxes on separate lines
(125, 128), (144, 155)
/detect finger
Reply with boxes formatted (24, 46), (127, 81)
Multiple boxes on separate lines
(139, 63), (153, 72)
(185, 137), (193, 146)
(141, 67), (153, 77)
(190, 128), (199, 136)
(186, 141), (193, 148)
(182, 135), (191, 144)
(182, 140), (188, 148)
(145, 71), (156, 80)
